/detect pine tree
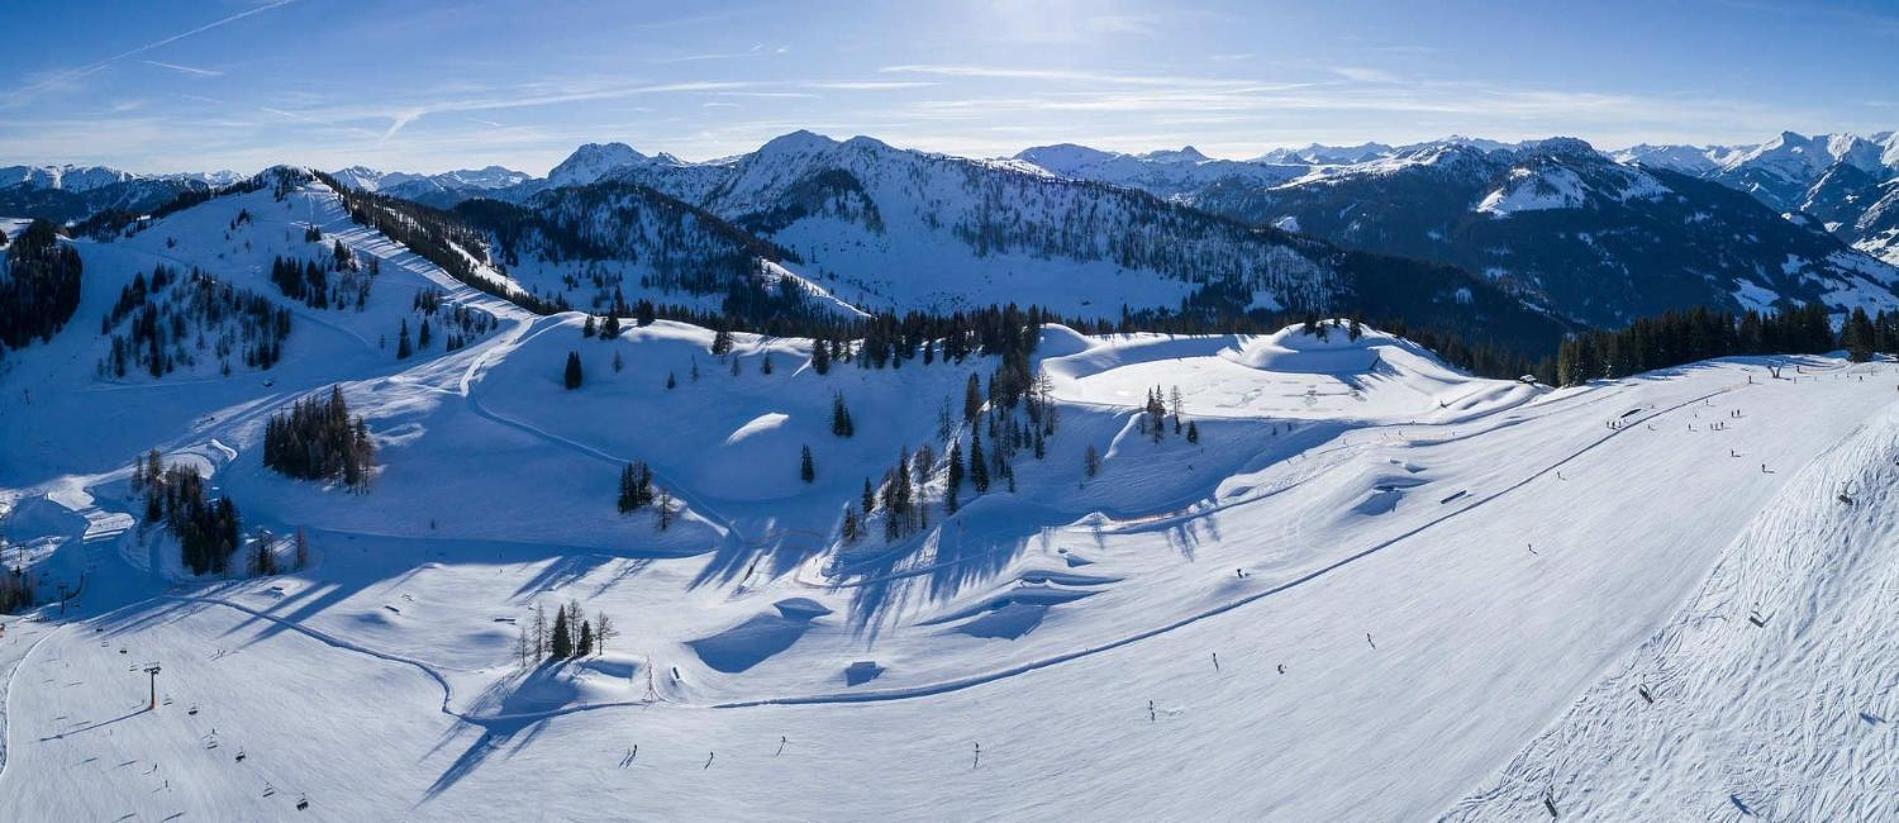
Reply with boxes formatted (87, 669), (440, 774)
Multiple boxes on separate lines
(963, 373), (984, 422)
(800, 445), (816, 483)
(969, 429), (990, 493)
(862, 478), (876, 514)
(612, 350), (624, 372)
(840, 502), (860, 543)
(601, 314), (621, 339)
(666, 371), (676, 389)
(812, 338), (831, 374)
(551, 606), (573, 659)
(564, 351), (584, 390)
(831, 393), (855, 437)
(396, 319), (413, 359)
(945, 439), (964, 512)
(582, 315), (597, 338)
(1186, 420), (1200, 443)
(710, 325), (733, 355)
(578, 620), (595, 656)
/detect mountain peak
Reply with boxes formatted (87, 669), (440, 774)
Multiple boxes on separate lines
(548, 142), (648, 187)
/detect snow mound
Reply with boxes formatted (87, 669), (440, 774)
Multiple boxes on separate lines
(1230, 322), (1385, 374)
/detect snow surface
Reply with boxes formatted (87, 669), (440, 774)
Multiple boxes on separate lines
(1, 179), (1896, 819)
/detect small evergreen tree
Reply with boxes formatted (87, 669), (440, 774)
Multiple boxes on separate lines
(1186, 420), (1200, 443)
(564, 351), (584, 390)
(396, 319), (413, 359)
(945, 439), (964, 512)
(550, 607), (574, 659)
(800, 445), (815, 483)
(577, 620), (594, 656)
(582, 315), (597, 338)
(1084, 444), (1101, 477)
(969, 429), (990, 492)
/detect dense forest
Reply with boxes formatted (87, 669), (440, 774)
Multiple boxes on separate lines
(0, 219), (83, 349)
(262, 386), (377, 492)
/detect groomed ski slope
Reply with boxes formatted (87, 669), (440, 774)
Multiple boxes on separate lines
(1, 178), (1895, 819)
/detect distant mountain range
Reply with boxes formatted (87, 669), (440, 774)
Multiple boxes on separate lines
(5, 129), (1897, 340)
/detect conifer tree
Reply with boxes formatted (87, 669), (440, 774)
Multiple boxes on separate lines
(862, 478), (876, 514)
(396, 319), (413, 359)
(1186, 420), (1200, 443)
(666, 371), (676, 389)
(831, 393), (855, 437)
(800, 445), (815, 483)
(418, 318), (432, 349)
(812, 338), (831, 374)
(963, 373), (984, 422)
(551, 607), (573, 659)
(945, 439), (964, 512)
(602, 314), (621, 339)
(969, 429), (990, 492)
(578, 620), (594, 657)
(583, 315), (597, 338)
(1084, 444), (1101, 477)
(564, 351), (584, 390)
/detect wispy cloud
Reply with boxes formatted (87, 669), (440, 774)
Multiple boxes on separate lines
(141, 59), (223, 78)
(805, 81), (938, 91)
(3, 0), (294, 104)
(1332, 66), (1400, 83)
(372, 80), (763, 143)
(651, 44), (789, 64)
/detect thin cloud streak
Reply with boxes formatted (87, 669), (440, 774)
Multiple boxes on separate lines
(141, 60), (224, 78)
(3, 0), (294, 104)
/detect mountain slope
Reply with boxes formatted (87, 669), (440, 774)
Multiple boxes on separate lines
(1181, 139), (1899, 326)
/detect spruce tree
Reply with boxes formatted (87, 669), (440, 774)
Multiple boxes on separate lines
(551, 607), (573, 658)
(963, 373), (984, 422)
(945, 440), (964, 512)
(602, 314), (621, 339)
(812, 338), (831, 374)
(578, 620), (594, 657)
(800, 445), (815, 483)
(564, 351), (584, 390)
(969, 429), (990, 492)
(418, 318), (432, 349)
(396, 319), (413, 359)
(1186, 420), (1200, 443)
(582, 315), (597, 338)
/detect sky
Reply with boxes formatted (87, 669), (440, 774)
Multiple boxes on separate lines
(0, 0), (1895, 175)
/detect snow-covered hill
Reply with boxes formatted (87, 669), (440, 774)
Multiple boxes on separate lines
(2, 207), (1894, 816)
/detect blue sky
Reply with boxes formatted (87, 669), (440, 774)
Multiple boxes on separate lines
(1, 0), (1895, 174)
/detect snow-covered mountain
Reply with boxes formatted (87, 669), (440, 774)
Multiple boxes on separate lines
(0, 164), (234, 224)
(1011, 143), (1304, 199)
(1192, 138), (1899, 326)
(327, 164), (534, 209)
(1615, 131), (1899, 264)
(1007, 135), (1899, 326)
(509, 130), (1565, 346)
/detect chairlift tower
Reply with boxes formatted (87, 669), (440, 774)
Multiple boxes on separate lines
(144, 663), (162, 710)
